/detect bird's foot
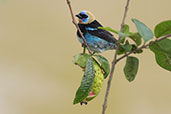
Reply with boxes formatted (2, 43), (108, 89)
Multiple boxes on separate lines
(90, 52), (96, 56)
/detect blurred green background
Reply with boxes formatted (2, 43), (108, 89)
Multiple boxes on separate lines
(0, 0), (171, 114)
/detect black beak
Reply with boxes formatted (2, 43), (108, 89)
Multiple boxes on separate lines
(76, 14), (82, 19)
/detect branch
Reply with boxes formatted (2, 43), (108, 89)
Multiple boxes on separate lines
(116, 34), (171, 63)
(66, 0), (92, 55)
(102, 0), (130, 114)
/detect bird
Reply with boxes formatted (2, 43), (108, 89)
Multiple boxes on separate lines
(76, 10), (117, 53)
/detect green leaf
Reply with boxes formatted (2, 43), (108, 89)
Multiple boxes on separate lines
(132, 18), (154, 42)
(121, 24), (130, 43)
(95, 55), (110, 79)
(131, 44), (137, 50)
(151, 51), (171, 71)
(128, 32), (142, 46)
(98, 27), (128, 38)
(129, 44), (143, 54)
(154, 20), (171, 38)
(98, 27), (119, 34)
(150, 39), (171, 56)
(118, 43), (132, 55)
(149, 39), (171, 71)
(124, 56), (139, 82)
(72, 53), (91, 68)
(135, 49), (143, 54)
(123, 24), (130, 34)
(73, 57), (95, 104)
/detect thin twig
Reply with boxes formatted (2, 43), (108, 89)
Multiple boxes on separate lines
(66, 0), (92, 55)
(116, 34), (171, 63)
(102, 0), (130, 114)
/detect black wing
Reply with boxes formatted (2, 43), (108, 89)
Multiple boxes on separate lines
(77, 24), (86, 38)
(86, 20), (117, 43)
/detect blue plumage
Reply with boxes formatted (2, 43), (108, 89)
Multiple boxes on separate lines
(76, 10), (117, 53)
(78, 31), (116, 53)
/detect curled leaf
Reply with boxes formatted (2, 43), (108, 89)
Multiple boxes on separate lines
(85, 59), (104, 102)
(73, 57), (104, 104)
(73, 57), (95, 104)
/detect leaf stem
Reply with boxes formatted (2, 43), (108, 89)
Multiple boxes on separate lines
(66, 0), (92, 55)
(102, 0), (130, 114)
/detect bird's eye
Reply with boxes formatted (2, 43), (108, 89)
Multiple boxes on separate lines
(80, 13), (88, 18)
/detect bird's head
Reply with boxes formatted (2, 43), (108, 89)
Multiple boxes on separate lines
(76, 10), (95, 24)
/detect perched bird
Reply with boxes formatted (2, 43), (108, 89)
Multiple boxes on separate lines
(76, 10), (117, 53)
